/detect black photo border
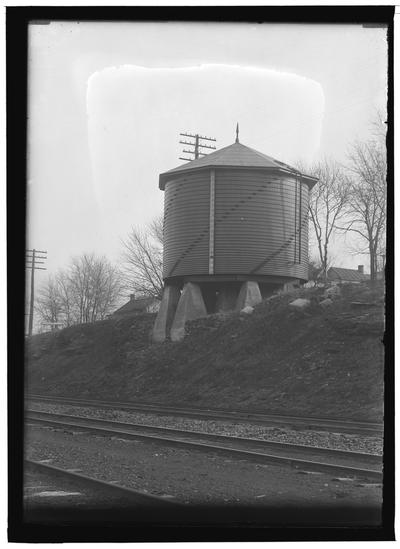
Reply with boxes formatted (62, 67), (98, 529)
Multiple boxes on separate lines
(7, 4), (395, 543)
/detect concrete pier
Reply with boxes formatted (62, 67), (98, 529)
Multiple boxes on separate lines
(151, 285), (181, 343)
(170, 282), (207, 342)
(235, 281), (262, 310)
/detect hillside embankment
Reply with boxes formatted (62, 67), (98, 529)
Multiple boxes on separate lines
(25, 282), (385, 421)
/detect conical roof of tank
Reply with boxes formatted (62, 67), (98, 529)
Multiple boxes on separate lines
(159, 141), (317, 189)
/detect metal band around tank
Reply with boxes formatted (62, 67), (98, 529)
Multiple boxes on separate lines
(209, 169), (215, 274)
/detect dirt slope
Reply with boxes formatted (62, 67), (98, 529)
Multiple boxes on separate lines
(25, 283), (385, 421)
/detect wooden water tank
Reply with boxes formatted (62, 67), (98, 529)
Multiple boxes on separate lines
(159, 141), (317, 285)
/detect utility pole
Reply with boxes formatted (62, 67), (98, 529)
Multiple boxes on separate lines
(26, 249), (47, 336)
(179, 132), (216, 161)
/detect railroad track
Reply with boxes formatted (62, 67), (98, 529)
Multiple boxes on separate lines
(26, 394), (383, 435)
(25, 459), (184, 508)
(25, 409), (383, 481)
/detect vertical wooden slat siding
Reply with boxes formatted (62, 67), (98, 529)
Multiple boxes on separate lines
(163, 172), (210, 279)
(163, 167), (310, 282)
(209, 169), (215, 275)
(214, 169), (309, 280)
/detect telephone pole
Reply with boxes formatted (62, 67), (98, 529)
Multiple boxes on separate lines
(26, 249), (47, 336)
(179, 132), (216, 161)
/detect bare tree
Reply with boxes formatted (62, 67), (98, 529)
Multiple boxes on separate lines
(36, 254), (123, 329)
(301, 159), (349, 282)
(307, 259), (322, 287)
(121, 215), (164, 300)
(371, 108), (387, 141)
(35, 275), (63, 328)
(336, 138), (386, 281)
(57, 271), (73, 327)
(148, 214), (164, 246)
(67, 254), (123, 323)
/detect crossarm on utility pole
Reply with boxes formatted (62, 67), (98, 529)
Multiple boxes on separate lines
(28, 250), (35, 336)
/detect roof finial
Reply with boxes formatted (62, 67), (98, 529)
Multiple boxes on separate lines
(235, 122), (239, 143)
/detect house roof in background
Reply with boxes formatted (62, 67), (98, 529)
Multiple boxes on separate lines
(113, 296), (157, 315)
(159, 141), (318, 189)
(328, 267), (370, 282)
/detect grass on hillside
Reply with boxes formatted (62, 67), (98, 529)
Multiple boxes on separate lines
(25, 282), (385, 421)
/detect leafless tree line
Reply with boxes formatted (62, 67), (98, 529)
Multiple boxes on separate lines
(305, 116), (387, 282)
(36, 254), (123, 330)
(299, 159), (349, 282)
(335, 138), (387, 281)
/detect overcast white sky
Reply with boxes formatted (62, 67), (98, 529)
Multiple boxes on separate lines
(27, 21), (388, 278)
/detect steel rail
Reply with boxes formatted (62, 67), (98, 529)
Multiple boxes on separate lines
(26, 409), (382, 464)
(25, 459), (185, 507)
(25, 394), (383, 435)
(26, 411), (382, 481)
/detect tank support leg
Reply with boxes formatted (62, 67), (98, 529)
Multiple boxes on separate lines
(151, 285), (181, 343)
(235, 281), (262, 310)
(170, 282), (207, 342)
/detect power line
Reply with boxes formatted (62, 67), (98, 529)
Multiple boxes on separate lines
(26, 249), (47, 336)
(179, 132), (216, 161)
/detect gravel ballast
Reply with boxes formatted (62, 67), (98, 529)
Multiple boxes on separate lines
(26, 424), (382, 510)
(27, 402), (383, 455)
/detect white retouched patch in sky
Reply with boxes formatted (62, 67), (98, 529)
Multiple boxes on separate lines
(86, 63), (324, 252)
(27, 21), (387, 276)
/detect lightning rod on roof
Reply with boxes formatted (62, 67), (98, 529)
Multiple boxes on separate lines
(235, 123), (239, 143)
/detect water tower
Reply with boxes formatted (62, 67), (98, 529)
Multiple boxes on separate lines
(153, 128), (317, 342)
